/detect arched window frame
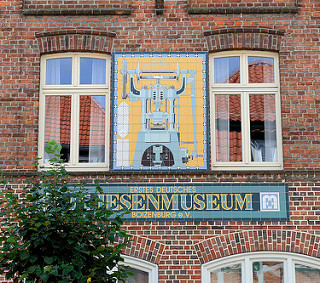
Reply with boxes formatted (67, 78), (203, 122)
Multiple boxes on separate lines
(122, 255), (158, 283)
(209, 50), (283, 171)
(38, 52), (111, 172)
(202, 251), (320, 283)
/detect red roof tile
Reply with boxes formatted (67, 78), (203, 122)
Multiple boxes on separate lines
(45, 96), (71, 145)
(45, 96), (105, 147)
(227, 59), (274, 84)
(215, 61), (276, 161)
(216, 130), (242, 162)
(215, 94), (276, 122)
(248, 60), (274, 84)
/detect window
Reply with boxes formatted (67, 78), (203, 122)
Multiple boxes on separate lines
(202, 252), (320, 283)
(122, 255), (158, 283)
(38, 53), (111, 171)
(210, 51), (283, 170)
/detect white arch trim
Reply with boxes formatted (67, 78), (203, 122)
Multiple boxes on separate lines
(122, 255), (158, 283)
(202, 251), (320, 283)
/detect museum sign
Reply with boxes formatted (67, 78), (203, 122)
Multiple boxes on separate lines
(82, 183), (289, 221)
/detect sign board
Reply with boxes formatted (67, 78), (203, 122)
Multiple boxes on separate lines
(83, 183), (289, 221)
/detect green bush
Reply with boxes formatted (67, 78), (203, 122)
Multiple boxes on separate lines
(0, 141), (132, 282)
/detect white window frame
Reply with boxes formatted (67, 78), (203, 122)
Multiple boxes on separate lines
(202, 251), (320, 283)
(209, 51), (283, 170)
(122, 255), (158, 283)
(38, 52), (111, 172)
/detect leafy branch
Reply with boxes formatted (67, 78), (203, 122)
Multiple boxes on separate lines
(0, 141), (132, 282)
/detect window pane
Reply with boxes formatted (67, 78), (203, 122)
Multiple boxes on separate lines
(80, 58), (106, 84)
(210, 264), (241, 283)
(79, 96), (106, 163)
(248, 57), (275, 83)
(125, 267), (149, 283)
(46, 58), (72, 85)
(295, 263), (320, 283)
(253, 262), (283, 283)
(250, 94), (277, 162)
(44, 96), (71, 163)
(214, 57), (240, 84)
(215, 95), (242, 162)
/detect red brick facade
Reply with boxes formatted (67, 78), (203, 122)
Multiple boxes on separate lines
(1, 0), (320, 282)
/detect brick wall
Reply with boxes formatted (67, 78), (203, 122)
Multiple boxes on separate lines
(1, 0), (320, 171)
(1, 0), (320, 282)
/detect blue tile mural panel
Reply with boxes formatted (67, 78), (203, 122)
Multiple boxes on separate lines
(111, 52), (208, 170)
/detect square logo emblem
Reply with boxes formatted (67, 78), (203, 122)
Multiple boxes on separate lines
(260, 192), (280, 211)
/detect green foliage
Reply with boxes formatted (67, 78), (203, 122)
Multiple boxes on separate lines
(0, 141), (132, 282)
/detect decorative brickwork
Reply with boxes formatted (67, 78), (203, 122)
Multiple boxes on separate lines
(35, 29), (116, 54)
(187, 0), (298, 14)
(22, 0), (132, 15)
(194, 230), (320, 264)
(188, 6), (299, 14)
(204, 27), (284, 52)
(122, 235), (165, 264)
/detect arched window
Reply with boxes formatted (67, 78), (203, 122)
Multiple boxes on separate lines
(202, 252), (320, 283)
(122, 255), (158, 283)
(209, 51), (283, 170)
(38, 53), (111, 171)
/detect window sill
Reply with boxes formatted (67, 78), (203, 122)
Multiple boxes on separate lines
(211, 163), (283, 171)
(39, 164), (110, 173)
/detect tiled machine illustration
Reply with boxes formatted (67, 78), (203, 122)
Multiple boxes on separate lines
(121, 59), (199, 168)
